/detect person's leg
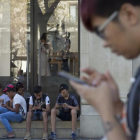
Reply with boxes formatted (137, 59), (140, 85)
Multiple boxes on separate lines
(26, 112), (33, 133)
(0, 111), (23, 138)
(49, 109), (59, 140)
(42, 112), (48, 140)
(0, 107), (9, 114)
(51, 108), (59, 133)
(42, 112), (48, 133)
(24, 111), (37, 140)
(71, 109), (77, 133)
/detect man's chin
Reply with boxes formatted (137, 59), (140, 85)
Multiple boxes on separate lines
(124, 54), (139, 60)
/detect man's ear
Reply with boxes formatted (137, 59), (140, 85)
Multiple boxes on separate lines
(42, 39), (45, 43)
(119, 3), (139, 26)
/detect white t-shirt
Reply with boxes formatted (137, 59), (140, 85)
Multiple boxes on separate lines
(29, 96), (50, 105)
(0, 94), (10, 105)
(13, 94), (27, 119)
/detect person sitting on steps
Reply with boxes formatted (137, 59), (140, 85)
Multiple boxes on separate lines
(24, 86), (50, 140)
(49, 84), (80, 140)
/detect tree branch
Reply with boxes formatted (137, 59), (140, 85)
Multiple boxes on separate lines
(44, 0), (60, 14)
(37, 0), (43, 15)
(50, 0), (60, 12)
(44, 0), (49, 13)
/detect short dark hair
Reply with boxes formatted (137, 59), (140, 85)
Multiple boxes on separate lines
(81, 0), (140, 32)
(16, 82), (24, 92)
(59, 84), (68, 92)
(40, 33), (47, 42)
(33, 86), (42, 94)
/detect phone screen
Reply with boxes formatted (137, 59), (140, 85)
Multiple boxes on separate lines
(58, 71), (89, 86)
(57, 103), (64, 105)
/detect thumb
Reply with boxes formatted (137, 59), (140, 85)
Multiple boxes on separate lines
(105, 70), (115, 83)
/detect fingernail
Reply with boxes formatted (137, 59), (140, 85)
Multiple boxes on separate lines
(92, 81), (97, 86)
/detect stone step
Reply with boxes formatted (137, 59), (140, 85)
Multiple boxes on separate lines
(0, 128), (80, 139)
(0, 119), (80, 138)
(0, 120), (80, 129)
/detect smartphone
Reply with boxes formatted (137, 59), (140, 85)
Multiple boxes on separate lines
(57, 103), (64, 105)
(58, 71), (89, 86)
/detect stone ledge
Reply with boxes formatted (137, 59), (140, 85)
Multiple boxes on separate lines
(0, 120), (80, 129)
(0, 128), (80, 138)
(80, 115), (104, 138)
(81, 97), (127, 105)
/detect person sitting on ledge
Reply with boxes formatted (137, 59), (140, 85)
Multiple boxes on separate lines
(49, 84), (80, 140)
(0, 84), (26, 139)
(24, 86), (50, 140)
(0, 84), (10, 108)
(16, 82), (30, 99)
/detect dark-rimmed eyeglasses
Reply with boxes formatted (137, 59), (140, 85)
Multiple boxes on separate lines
(94, 11), (118, 39)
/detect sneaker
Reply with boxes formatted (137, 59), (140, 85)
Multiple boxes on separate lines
(24, 132), (31, 140)
(49, 132), (57, 140)
(42, 132), (48, 140)
(71, 132), (77, 140)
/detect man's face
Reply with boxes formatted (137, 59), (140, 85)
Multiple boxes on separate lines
(0, 88), (2, 93)
(6, 91), (12, 99)
(17, 88), (23, 95)
(60, 89), (68, 98)
(91, 9), (140, 59)
(34, 92), (42, 99)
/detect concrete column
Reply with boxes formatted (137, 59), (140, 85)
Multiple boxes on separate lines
(0, 0), (10, 76)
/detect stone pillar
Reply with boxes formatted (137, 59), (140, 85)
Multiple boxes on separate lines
(0, 0), (11, 76)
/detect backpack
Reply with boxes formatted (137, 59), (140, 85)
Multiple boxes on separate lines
(26, 97), (30, 112)
(127, 67), (140, 140)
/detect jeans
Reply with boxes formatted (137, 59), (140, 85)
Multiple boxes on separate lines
(0, 107), (24, 132)
(0, 106), (9, 114)
(32, 110), (43, 120)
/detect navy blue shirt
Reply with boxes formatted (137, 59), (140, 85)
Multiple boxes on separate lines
(56, 93), (78, 112)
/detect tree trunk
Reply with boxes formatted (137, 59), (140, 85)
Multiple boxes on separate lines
(38, 13), (48, 36)
(36, 0), (61, 37)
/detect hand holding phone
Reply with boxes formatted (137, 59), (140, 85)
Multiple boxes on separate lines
(57, 103), (64, 105)
(58, 71), (89, 86)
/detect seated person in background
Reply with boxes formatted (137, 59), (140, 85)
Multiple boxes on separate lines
(24, 86), (50, 140)
(16, 82), (30, 99)
(0, 84), (26, 139)
(49, 84), (80, 140)
(3, 88), (13, 108)
(0, 84), (10, 107)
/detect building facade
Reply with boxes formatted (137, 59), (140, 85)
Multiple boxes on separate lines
(0, 0), (140, 138)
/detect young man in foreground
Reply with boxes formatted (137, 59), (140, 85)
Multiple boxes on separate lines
(70, 0), (140, 140)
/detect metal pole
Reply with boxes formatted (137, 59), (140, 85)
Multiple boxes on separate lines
(26, 40), (29, 91)
(38, 41), (41, 86)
